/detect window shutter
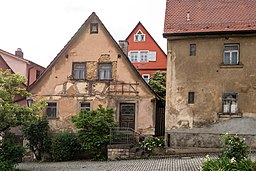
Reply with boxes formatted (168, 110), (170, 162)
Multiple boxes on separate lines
(148, 51), (156, 61)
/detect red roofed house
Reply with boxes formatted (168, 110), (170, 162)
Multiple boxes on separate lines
(124, 22), (167, 83)
(164, 0), (256, 132)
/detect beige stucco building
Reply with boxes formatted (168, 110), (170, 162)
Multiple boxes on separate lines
(29, 12), (157, 134)
(164, 0), (256, 130)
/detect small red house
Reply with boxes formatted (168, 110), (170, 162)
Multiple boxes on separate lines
(125, 22), (167, 83)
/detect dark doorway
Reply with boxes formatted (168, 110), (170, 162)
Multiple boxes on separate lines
(155, 100), (165, 136)
(119, 103), (135, 129)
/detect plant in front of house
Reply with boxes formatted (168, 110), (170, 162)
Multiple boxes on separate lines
(71, 105), (117, 160)
(0, 70), (42, 170)
(202, 133), (256, 171)
(140, 136), (165, 152)
(50, 131), (81, 162)
(22, 117), (51, 161)
(0, 131), (25, 171)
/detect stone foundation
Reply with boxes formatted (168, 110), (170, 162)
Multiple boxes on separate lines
(107, 144), (134, 160)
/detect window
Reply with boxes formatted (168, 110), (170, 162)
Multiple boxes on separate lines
(188, 92), (195, 104)
(128, 51), (151, 62)
(98, 63), (112, 80)
(130, 52), (138, 62)
(222, 93), (238, 113)
(134, 30), (146, 42)
(36, 70), (41, 79)
(90, 23), (98, 34)
(46, 102), (57, 118)
(224, 44), (239, 65)
(140, 51), (148, 62)
(72, 63), (86, 80)
(80, 102), (90, 112)
(142, 74), (150, 83)
(190, 44), (196, 56)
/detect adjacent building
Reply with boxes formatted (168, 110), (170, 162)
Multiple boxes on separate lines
(0, 48), (45, 105)
(29, 13), (159, 134)
(0, 48), (45, 86)
(124, 22), (167, 83)
(164, 0), (256, 130)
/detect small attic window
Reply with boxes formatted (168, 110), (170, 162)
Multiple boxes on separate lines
(134, 30), (145, 42)
(90, 23), (98, 34)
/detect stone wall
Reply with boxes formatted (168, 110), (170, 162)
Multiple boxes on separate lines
(167, 132), (256, 149)
(107, 144), (134, 160)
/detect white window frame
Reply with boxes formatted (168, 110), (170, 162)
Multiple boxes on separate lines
(134, 29), (146, 42)
(79, 101), (91, 112)
(223, 44), (239, 65)
(98, 63), (112, 80)
(142, 74), (150, 83)
(222, 93), (238, 114)
(128, 50), (149, 62)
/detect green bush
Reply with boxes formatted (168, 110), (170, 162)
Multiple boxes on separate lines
(22, 118), (51, 161)
(0, 131), (25, 171)
(202, 133), (256, 171)
(71, 105), (116, 160)
(51, 132), (80, 162)
(140, 136), (165, 151)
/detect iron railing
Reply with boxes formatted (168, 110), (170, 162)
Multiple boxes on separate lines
(109, 127), (144, 145)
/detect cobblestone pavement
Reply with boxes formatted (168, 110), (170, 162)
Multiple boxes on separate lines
(17, 153), (256, 171)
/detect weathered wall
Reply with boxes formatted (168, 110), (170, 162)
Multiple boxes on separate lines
(166, 34), (256, 130)
(30, 15), (155, 134)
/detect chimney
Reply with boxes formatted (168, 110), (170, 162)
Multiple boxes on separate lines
(15, 48), (23, 58)
(118, 40), (129, 56)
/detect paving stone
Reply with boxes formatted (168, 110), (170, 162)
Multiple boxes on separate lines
(17, 153), (255, 171)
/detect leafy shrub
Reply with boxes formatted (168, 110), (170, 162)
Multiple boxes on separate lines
(71, 105), (116, 160)
(140, 136), (165, 151)
(51, 132), (80, 161)
(0, 131), (25, 171)
(22, 118), (51, 160)
(202, 133), (256, 171)
(221, 133), (249, 161)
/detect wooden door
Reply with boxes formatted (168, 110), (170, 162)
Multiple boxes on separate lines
(119, 103), (135, 129)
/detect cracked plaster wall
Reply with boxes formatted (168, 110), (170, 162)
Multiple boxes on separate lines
(166, 35), (256, 130)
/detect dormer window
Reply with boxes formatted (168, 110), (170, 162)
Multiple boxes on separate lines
(90, 23), (98, 34)
(134, 30), (145, 42)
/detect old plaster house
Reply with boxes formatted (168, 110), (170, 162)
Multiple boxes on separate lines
(29, 12), (158, 134)
(164, 0), (256, 130)
(124, 22), (167, 83)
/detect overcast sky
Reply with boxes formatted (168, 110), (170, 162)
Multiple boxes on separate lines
(0, 0), (166, 67)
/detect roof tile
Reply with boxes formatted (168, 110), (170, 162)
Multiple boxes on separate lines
(164, 0), (256, 34)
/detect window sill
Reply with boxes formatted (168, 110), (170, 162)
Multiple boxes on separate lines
(219, 63), (244, 68)
(217, 112), (242, 118)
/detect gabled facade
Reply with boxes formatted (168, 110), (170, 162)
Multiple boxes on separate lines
(0, 48), (45, 86)
(29, 13), (157, 134)
(164, 0), (256, 130)
(125, 22), (167, 83)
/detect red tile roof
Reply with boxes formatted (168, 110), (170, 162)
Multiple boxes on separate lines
(164, 0), (256, 35)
